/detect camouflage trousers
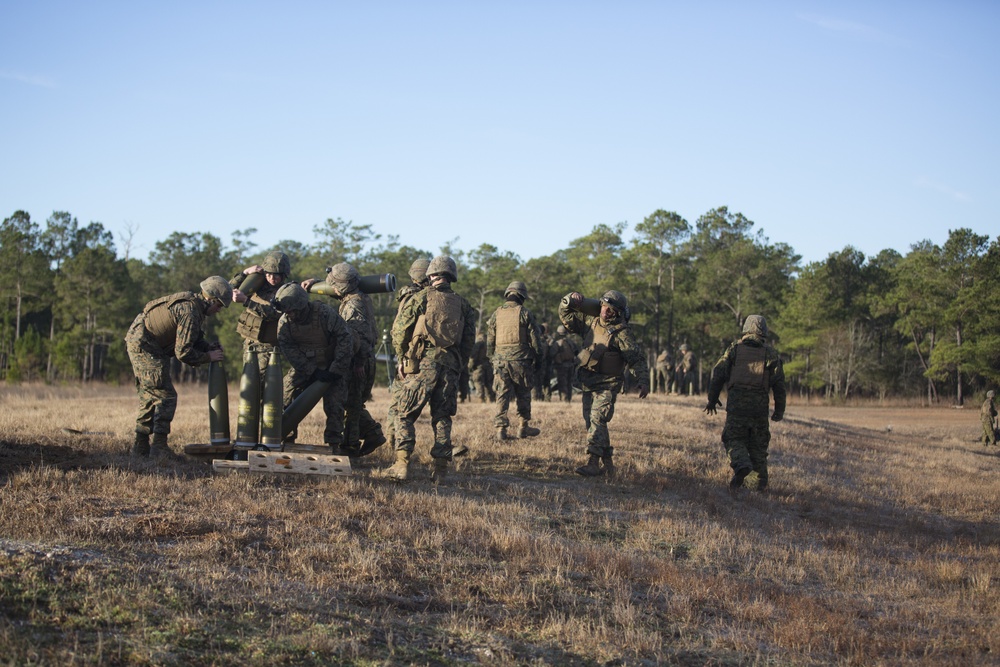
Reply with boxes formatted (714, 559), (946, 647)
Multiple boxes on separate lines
(555, 362), (575, 402)
(470, 366), (495, 403)
(580, 381), (621, 458)
(493, 359), (534, 428)
(395, 360), (460, 460)
(282, 370), (346, 447)
(722, 413), (771, 484)
(126, 339), (176, 436)
(982, 416), (997, 445)
(343, 355), (382, 454)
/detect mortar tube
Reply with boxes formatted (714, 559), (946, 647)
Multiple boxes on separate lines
(208, 361), (231, 446)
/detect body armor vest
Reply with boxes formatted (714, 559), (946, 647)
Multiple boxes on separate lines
(495, 304), (526, 348)
(236, 291), (279, 345)
(289, 303), (337, 370)
(342, 293), (377, 349)
(554, 337), (577, 363)
(414, 289), (464, 349)
(728, 343), (768, 391)
(578, 319), (625, 376)
(143, 292), (198, 350)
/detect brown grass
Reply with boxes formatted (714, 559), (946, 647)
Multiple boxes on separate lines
(1, 382), (998, 666)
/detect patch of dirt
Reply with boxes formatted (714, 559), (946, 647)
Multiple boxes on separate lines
(0, 440), (101, 475)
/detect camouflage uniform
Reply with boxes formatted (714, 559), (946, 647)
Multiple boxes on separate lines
(534, 324), (553, 401)
(386, 275), (429, 446)
(559, 292), (649, 463)
(392, 281), (476, 460)
(322, 264), (385, 455)
(277, 300), (353, 447)
(705, 315), (786, 491)
(676, 345), (697, 395)
(125, 291), (216, 437)
(229, 269), (284, 380)
(487, 291), (543, 436)
(468, 332), (496, 403)
(981, 391), (997, 446)
(550, 325), (580, 402)
(654, 349), (674, 394)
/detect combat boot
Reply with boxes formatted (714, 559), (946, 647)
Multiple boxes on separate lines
(358, 428), (388, 456)
(150, 433), (172, 459)
(576, 454), (604, 477)
(496, 427), (511, 441)
(518, 421), (541, 438)
(451, 444), (469, 458)
(431, 458), (449, 484)
(132, 432), (150, 458)
(382, 450), (411, 481)
(600, 455), (615, 479)
(729, 465), (752, 494)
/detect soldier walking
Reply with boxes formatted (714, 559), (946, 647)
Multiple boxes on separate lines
(273, 283), (354, 451)
(550, 324), (579, 402)
(487, 281), (544, 440)
(981, 390), (997, 446)
(559, 290), (649, 478)
(125, 276), (232, 458)
(705, 315), (785, 493)
(381, 256), (476, 482)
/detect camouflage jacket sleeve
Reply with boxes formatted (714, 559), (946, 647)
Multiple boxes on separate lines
(485, 310), (498, 358)
(615, 325), (649, 386)
(323, 307), (355, 377)
(558, 294), (590, 337)
(458, 300), (477, 368)
(170, 300), (211, 366)
(391, 288), (426, 359)
(276, 315), (315, 376)
(340, 295), (375, 361)
(769, 352), (786, 418)
(525, 309), (543, 361)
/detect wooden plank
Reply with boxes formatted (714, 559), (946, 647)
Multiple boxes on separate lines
(247, 451), (352, 477)
(212, 460), (249, 475)
(281, 443), (334, 454)
(184, 443), (234, 456)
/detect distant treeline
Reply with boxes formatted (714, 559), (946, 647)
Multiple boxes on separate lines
(2, 208), (998, 404)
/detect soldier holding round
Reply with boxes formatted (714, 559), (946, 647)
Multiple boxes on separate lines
(468, 331), (496, 403)
(273, 283), (354, 451)
(382, 256), (476, 482)
(487, 281), (544, 440)
(550, 324), (580, 402)
(981, 390), (997, 446)
(229, 250), (291, 380)
(125, 276), (231, 458)
(559, 290), (649, 478)
(386, 258), (431, 447)
(704, 315), (786, 493)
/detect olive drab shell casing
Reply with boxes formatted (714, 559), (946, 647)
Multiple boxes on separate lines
(578, 297), (602, 317)
(308, 274), (397, 295)
(235, 351), (261, 449)
(208, 361), (231, 446)
(281, 378), (331, 439)
(238, 272), (266, 298)
(260, 349), (283, 447)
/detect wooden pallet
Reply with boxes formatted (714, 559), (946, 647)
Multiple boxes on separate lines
(212, 450), (352, 477)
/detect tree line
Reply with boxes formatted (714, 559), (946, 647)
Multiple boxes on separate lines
(2, 208), (998, 404)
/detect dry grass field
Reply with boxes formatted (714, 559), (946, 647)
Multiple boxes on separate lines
(1, 381), (998, 666)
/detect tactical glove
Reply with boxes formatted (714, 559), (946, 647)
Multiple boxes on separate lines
(313, 369), (339, 384)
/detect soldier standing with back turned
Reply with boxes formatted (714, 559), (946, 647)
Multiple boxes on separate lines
(386, 258), (431, 447)
(381, 256), (476, 482)
(487, 281), (544, 440)
(125, 276), (232, 458)
(705, 315), (785, 493)
(981, 390), (997, 446)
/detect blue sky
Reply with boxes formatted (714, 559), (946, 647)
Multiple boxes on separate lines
(2, 1), (997, 267)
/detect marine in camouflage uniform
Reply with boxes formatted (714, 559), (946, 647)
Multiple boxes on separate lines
(981, 390), (997, 446)
(676, 344), (698, 395)
(468, 331), (496, 403)
(550, 324), (580, 402)
(534, 323), (553, 401)
(705, 315), (786, 493)
(487, 281), (544, 440)
(381, 256), (476, 482)
(274, 283), (354, 449)
(312, 262), (386, 457)
(229, 250), (291, 385)
(386, 259), (431, 447)
(559, 290), (649, 478)
(125, 276), (232, 457)
(654, 349), (674, 394)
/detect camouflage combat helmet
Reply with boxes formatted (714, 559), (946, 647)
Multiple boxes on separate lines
(505, 280), (529, 300)
(200, 276), (233, 308)
(325, 262), (360, 294)
(261, 250), (291, 276)
(556, 324), (568, 336)
(679, 343), (689, 352)
(989, 390), (996, 399)
(600, 290), (627, 312)
(273, 283), (310, 313)
(742, 314), (768, 337)
(427, 255), (458, 282)
(408, 258), (431, 283)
